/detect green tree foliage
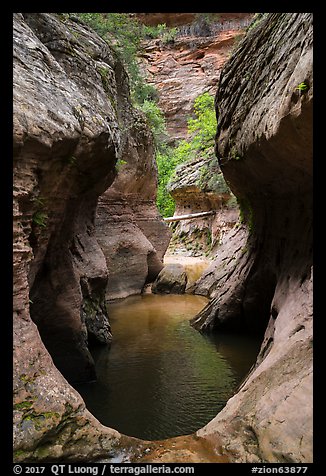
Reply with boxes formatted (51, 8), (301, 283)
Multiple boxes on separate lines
(75, 13), (178, 105)
(142, 23), (178, 44)
(156, 147), (177, 218)
(77, 13), (146, 102)
(156, 92), (221, 217)
(70, 15), (226, 218)
(186, 92), (217, 155)
(137, 100), (167, 146)
(75, 13), (171, 151)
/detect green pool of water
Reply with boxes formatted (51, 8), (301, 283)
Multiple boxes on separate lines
(76, 294), (261, 440)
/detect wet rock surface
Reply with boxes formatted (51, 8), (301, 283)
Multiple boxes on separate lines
(191, 13), (313, 462)
(13, 12), (160, 461)
(131, 434), (228, 463)
(152, 263), (188, 294)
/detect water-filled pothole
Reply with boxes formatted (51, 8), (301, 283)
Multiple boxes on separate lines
(76, 294), (261, 440)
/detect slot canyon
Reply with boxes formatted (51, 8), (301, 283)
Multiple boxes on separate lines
(13, 12), (312, 464)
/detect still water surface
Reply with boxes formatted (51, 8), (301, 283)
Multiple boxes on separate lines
(77, 294), (261, 440)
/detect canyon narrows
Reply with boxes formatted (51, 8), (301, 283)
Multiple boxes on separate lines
(13, 12), (169, 461)
(13, 12), (313, 464)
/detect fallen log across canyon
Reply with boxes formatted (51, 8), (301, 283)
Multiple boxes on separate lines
(164, 211), (216, 222)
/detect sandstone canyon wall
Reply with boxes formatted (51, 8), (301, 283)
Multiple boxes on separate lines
(191, 13), (313, 462)
(95, 131), (171, 300)
(167, 156), (238, 257)
(135, 13), (251, 28)
(140, 13), (253, 143)
(13, 12), (167, 461)
(138, 13), (251, 252)
(13, 11), (313, 465)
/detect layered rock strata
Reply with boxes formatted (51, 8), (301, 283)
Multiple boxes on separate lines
(13, 11), (313, 465)
(95, 144), (171, 301)
(135, 13), (251, 27)
(13, 12), (167, 461)
(191, 13), (313, 462)
(139, 14), (253, 142)
(138, 14), (249, 255)
(167, 156), (238, 257)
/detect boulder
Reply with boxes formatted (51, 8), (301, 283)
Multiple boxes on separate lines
(95, 157), (171, 301)
(152, 264), (188, 294)
(167, 155), (238, 257)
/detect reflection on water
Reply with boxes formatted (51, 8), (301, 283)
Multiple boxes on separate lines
(76, 294), (261, 441)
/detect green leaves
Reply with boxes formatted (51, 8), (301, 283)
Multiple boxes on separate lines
(295, 82), (308, 91)
(156, 146), (183, 217)
(142, 23), (177, 44)
(156, 92), (218, 217)
(32, 195), (48, 228)
(296, 82), (308, 92)
(76, 13), (162, 109)
(115, 159), (127, 172)
(187, 92), (217, 155)
(173, 92), (217, 165)
(137, 100), (167, 146)
(32, 211), (48, 228)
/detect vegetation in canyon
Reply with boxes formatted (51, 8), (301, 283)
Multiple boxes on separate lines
(72, 13), (230, 218)
(13, 11), (312, 464)
(74, 13), (175, 105)
(156, 92), (230, 217)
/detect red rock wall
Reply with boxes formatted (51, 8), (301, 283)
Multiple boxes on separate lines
(13, 12), (166, 461)
(95, 106), (171, 300)
(135, 13), (252, 27)
(138, 13), (250, 253)
(192, 13), (313, 463)
(139, 13), (253, 142)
